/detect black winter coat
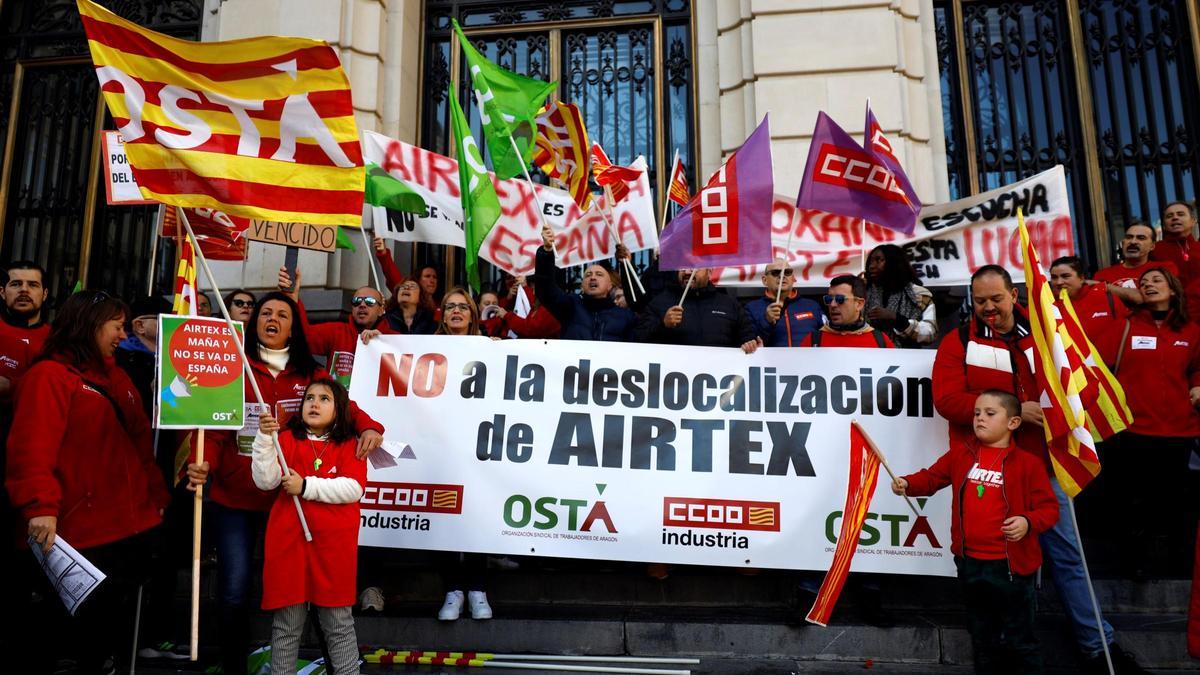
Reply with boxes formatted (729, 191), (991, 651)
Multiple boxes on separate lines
(534, 247), (635, 341)
(634, 283), (756, 347)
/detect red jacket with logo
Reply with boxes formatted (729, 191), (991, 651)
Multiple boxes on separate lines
(1114, 309), (1200, 437)
(932, 311), (1049, 464)
(0, 318), (49, 356)
(1150, 235), (1200, 285)
(1093, 260), (1178, 289)
(196, 358), (383, 512)
(6, 356), (169, 549)
(1061, 283), (1128, 366)
(800, 325), (894, 348)
(902, 441), (1059, 575)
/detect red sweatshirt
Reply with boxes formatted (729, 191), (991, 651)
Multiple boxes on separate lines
(1114, 309), (1200, 437)
(0, 317), (49, 355)
(932, 311), (1049, 464)
(297, 301), (376, 387)
(799, 325), (893, 348)
(902, 441), (1059, 575)
(6, 356), (169, 549)
(196, 358), (383, 512)
(1151, 235), (1200, 285)
(1060, 283), (1128, 366)
(1093, 260), (1177, 289)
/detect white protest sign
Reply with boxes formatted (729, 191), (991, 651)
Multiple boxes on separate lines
(350, 336), (954, 577)
(714, 165), (1073, 287)
(102, 131), (155, 205)
(362, 131), (658, 273)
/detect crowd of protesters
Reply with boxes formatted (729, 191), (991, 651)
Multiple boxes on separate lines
(2, 202), (1199, 673)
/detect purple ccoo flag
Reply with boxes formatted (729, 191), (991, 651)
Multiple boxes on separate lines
(659, 116), (774, 270)
(864, 103), (921, 222)
(796, 111), (920, 235)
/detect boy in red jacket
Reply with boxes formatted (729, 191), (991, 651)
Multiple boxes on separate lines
(893, 390), (1059, 674)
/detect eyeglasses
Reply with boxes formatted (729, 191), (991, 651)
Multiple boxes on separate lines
(230, 298), (253, 308)
(444, 302), (471, 312)
(351, 296), (381, 308)
(398, 283), (419, 291)
(766, 269), (795, 278)
(823, 294), (853, 305)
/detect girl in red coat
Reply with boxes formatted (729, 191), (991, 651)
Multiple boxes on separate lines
(252, 379), (365, 674)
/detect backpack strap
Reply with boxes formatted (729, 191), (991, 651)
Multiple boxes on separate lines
(872, 329), (887, 348)
(810, 329), (822, 347)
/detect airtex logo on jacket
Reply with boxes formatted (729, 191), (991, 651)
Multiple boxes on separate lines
(967, 464), (1004, 487)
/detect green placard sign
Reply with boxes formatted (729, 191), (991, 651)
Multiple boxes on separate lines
(156, 314), (246, 429)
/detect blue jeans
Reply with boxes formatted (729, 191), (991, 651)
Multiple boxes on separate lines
(1039, 478), (1113, 656)
(213, 503), (267, 675)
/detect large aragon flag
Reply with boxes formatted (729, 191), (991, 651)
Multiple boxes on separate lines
(449, 87), (502, 293)
(658, 116), (773, 270)
(77, 0), (366, 226)
(452, 19), (556, 181)
(796, 111), (919, 235)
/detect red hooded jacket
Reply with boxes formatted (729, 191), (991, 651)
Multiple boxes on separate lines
(902, 440), (1059, 575)
(933, 310), (1048, 465)
(1114, 309), (1200, 437)
(196, 358), (383, 512)
(6, 356), (169, 549)
(486, 287), (561, 339)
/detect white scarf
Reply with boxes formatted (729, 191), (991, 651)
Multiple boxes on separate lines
(258, 345), (289, 376)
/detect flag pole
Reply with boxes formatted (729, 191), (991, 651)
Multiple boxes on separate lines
(678, 268), (698, 306)
(601, 184), (646, 298)
(189, 428), (204, 660)
(658, 148), (679, 235)
(507, 135), (561, 259)
(851, 420), (920, 517)
(179, 208), (313, 541)
(358, 222), (385, 294)
(1068, 491), (1116, 675)
(146, 203), (165, 295)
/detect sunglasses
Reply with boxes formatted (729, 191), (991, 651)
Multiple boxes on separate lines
(766, 269), (794, 278)
(90, 290), (112, 304)
(823, 294), (853, 305)
(230, 298), (253, 308)
(351, 296), (381, 307)
(444, 302), (471, 312)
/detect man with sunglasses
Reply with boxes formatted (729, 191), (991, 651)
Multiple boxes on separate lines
(745, 259), (823, 347)
(800, 275), (893, 348)
(277, 267), (387, 386)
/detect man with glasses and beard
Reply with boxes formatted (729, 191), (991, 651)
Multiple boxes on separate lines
(800, 275), (894, 348)
(744, 259), (823, 347)
(277, 267), (387, 386)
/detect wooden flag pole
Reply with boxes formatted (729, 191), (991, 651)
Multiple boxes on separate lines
(189, 428), (204, 660)
(179, 208), (313, 541)
(851, 420), (919, 517)
(507, 135), (561, 259)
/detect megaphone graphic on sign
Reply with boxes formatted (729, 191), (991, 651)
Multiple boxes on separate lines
(161, 375), (194, 408)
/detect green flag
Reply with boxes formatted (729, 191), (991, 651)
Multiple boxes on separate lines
(335, 227), (356, 252)
(449, 87), (501, 292)
(364, 162), (426, 215)
(452, 19), (556, 180)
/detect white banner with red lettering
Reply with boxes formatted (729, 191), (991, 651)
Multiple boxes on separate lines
(362, 132), (658, 272)
(350, 336), (955, 576)
(715, 165), (1073, 288)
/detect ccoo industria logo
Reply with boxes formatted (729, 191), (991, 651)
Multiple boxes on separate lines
(660, 497), (781, 550)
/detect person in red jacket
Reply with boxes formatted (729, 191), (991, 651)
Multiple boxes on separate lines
(251, 380), (365, 675)
(1049, 256), (1129, 366)
(486, 274), (561, 339)
(1110, 266), (1200, 578)
(6, 291), (169, 674)
(800, 275), (895, 348)
(186, 292), (383, 675)
(1094, 221), (1176, 305)
(0, 260), (50, 354)
(894, 390), (1059, 674)
(932, 265), (1148, 673)
(1149, 201), (1200, 285)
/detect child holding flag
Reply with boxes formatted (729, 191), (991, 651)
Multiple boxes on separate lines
(892, 390), (1058, 673)
(251, 379), (366, 674)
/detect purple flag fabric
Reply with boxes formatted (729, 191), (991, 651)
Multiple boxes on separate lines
(659, 116), (773, 270)
(864, 104), (921, 221)
(795, 111), (920, 235)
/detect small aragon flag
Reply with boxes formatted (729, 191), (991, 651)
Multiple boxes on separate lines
(77, 0), (366, 226)
(590, 144), (642, 204)
(806, 421), (883, 627)
(666, 149), (690, 207)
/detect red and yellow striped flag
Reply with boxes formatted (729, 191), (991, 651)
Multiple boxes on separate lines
(1021, 210), (1132, 497)
(78, 0), (365, 226)
(590, 143), (641, 204)
(172, 235), (197, 316)
(807, 421), (882, 626)
(667, 149), (690, 207)
(532, 101), (591, 210)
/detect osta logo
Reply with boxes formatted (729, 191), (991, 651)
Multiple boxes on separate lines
(825, 497), (942, 548)
(502, 484), (616, 533)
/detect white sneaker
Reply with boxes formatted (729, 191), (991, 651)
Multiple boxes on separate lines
(438, 590), (464, 620)
(137, 641), (189, 660)
(467, 590), (493, 620)
(359, 586), (384, 612)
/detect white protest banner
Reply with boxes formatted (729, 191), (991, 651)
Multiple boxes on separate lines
(715, 165), (1073, 288)
(102, 131), (155, 205)
(361, 131), (658, 274)
(350, 336), (954, 577)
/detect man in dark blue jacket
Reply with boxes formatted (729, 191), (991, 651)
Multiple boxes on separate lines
(634, 268), (758, 351)
(534, 228), (636, 342)
(744, 259), (823, 347)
